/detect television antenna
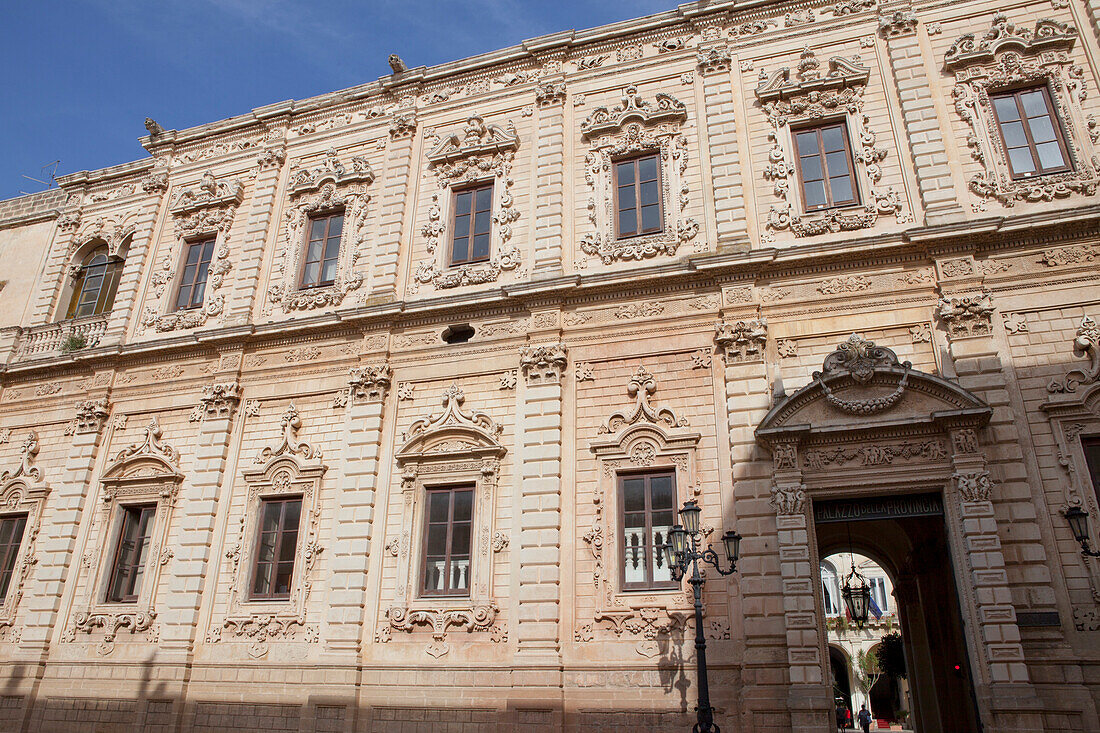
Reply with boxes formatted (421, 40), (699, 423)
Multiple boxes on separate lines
(19, 160), (61, 194)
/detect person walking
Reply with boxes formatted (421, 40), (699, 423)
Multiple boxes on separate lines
(857, 704), (873, 733)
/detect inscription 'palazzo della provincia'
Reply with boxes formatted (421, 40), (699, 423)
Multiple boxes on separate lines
(0, 0), (1099, 731)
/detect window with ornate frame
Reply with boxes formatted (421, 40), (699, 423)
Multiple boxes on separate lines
(174, 237), (216, 311)
(755, 49), (904, 240)
(298, 210), (345, 289)
(65, 243), (126, 319)
(579, 366), (709, 655)
(792, 121), (860, 212)
(420, 484), (475, 597)
(67, 419), (181, 649)
(0, 432), (49, 636)
(619, 470), (677, 591)
(944, 15), (1097, 206)
(612, 153), (664, 239)
(105, 504), (156, 603)
(212, 404), (324, 649)
(579, 85), (698, 264)
(379, 384), (505, 657)
(1083, 436), (1100, 503)
(267, 148), (375, 312)
(414, 114), (521, 292)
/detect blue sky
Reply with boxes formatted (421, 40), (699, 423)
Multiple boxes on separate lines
(1, 0), (673, 201)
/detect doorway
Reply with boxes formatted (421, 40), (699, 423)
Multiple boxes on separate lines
(814, 493), (981, 733)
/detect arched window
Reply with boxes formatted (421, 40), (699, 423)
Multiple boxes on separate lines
(66, 240), (126, 319)
(821, 560), (841, 616)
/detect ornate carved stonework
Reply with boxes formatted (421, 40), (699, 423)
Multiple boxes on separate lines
(877, 10), (918, 38)
(945, 15), (1098, 207)
(381, 603), (500, 658)
(955, 470), (994, 502)
(1048, 316), (1100, 393)
(535, 81), (566, 107)
(714, 319), (768, 363)
(696, 45), (732, 75)
(341, 364), (392, 404)
(413, 115), (522, 291)
(0, 432), (49, 636)
(598, 367), (688, 435)
(812, 334), (912, 414)
(770, 483), (806, 515)
(938, 292), (996, 338)
(755, 49), (906, 239)
(389, 113), (417, 140)
(190, 382), (242, 422)
(67, 398), (110, 436)
(519, 343), (568, 385)
(580, 86), (698, 264)
(267, 148), (374, 313)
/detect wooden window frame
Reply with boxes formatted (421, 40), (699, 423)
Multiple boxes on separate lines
(612, 153), (664, 240)
(105, 503), (157, 604)
(0, 514), (27, 606)
(449, 183), (494, 267)
(792, 120), (860, 213)
(419, 484), (475, 598)
(174, 237), (216, 312)
(297, 209), (345, 290)
(990, 84), (1073, 180)
(248, 496), (303, 602)
(66, 246), (125, 320)
(618, 469), (679, 592)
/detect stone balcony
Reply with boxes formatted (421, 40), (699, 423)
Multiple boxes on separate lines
(4, 313), (110, 363)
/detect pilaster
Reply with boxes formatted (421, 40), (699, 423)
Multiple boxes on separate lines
(20, 397), (111, 655)
(514, 343), (566, 670)
(102, 179), (168, 344)
(877, 6), (964, 222)
(532, 81), (567, 276)
(226, 135), (287, 324)
(696, 46), (748, 248)
(324, 363), (391, 659)
(159, 381), (240, 651)
(370, 112), (417, 302)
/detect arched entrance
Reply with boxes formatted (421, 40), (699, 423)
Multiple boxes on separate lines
(829, 644), (853, 728)
(756, 334), (1039, 733)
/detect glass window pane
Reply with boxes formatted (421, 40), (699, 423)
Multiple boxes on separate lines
(616, 161), (635, 186)
(638, 155), (658, 181)
(1008, 147), (1036, 175)
(821, 125), (845, 152)
(472, 234), (490, 261)
(829, 175), (854, 203)
(650, 477), (673, 509)
(475, 186), (493, 209)
(453, 490), (473, 522)
(639, 180), (659, 206)
(640, 204), (660, 232)
(426, 524), (447, 555)
(328, 214), (343, 237)
(623, 528), (646, 583)
(617, 184), (636, 210)
(185, 243), (202, 266)
(454, 191), (472, 216)
(451, 523), (471, 555)
(320, 259), (338, 284)
(256, 533), (277, 565)
(309, 218), (326, 240)
(200, 240), (216, 264)
(429, 492), (450, 523)
(804, 180), (828, 208)
(623, 480), (645, 512)
(453, 213), (470, 238)
(825, 151), (850, 177)
(1020, 90), (1049, 119)
(302, 262), (320, 287)
(1036, 141), (1065, 170)
(278, 530), (298, 563)
(283, 500), (301, 532)
(473, 209), (492, 235)
(451, 559), (469, 590)
(261, 503), (282, 533)
(322, 237), (341, 263)
(799, 154), (823, 182)
(619, 210), (637, 236)
(993, 95), (1021, 122)
(1028, 115), (1057, 144)
(795, 131), (819, 157)
(304, 239), (323, 266)
(452, 237), (469, 263)
(1000, 121), (1028, 149)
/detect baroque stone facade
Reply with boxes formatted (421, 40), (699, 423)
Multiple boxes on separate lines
(0, 1), (1099, 731)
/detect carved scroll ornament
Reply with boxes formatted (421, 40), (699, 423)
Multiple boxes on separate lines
(812, 334), (912, 415)
(1049, 316), (1100, 393)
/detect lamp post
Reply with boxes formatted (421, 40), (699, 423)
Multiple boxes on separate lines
(841, 565), (871, 629)
(661, 499), (741, 733)
(1064, 506), (1100, 557)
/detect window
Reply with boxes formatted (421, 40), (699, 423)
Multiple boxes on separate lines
(794, 122), (859, 212)
(107, 505), (155, 603)
(421, 485), (474, 596)
(621, 471), (677, 590)
(869, 576), (889, 615)
(821, 562), (840, 616)
(991, 86), (1071, 179)
(300, 211), (344, 288)
(1083, 437), (1100, 503)
(614, 154), (662, 238)
(0, 515), (27, 604)
(66, 245), (124, 319)
(450, 184), (493, 266)
(175, 238), (216, 311)
(250, 497), (302, 600)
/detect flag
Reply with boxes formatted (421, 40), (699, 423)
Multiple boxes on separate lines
(869, 595), (883, 620)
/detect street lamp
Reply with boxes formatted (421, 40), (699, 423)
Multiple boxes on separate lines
(1064, 506), (1100, 557)
(662, 499), (741, 733)
(841, 565), (871, 629)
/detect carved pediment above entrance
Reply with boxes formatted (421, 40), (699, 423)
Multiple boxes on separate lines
(580, 85), (687, 138)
